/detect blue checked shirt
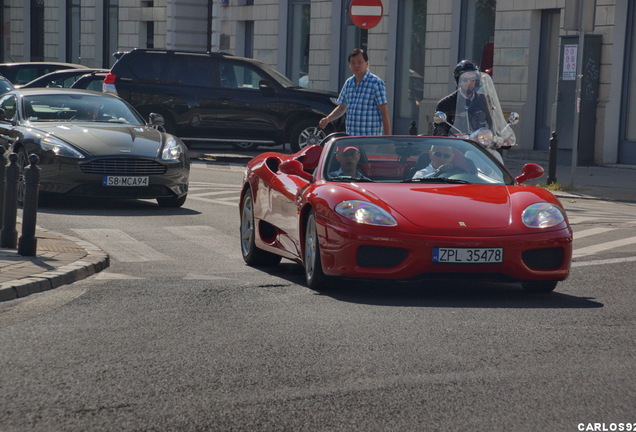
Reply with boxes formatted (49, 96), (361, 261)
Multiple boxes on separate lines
(337, 70), (388, 136)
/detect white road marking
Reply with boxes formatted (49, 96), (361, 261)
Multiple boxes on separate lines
(573, 236), (636, 258)
(572, 256), (636, 267)
(163, 225), (242, 259)
(573, 227), (616, 239)
(72, 229), (171, 262)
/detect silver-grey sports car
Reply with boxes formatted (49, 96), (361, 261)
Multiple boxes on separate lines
(0, 88), (190, 207)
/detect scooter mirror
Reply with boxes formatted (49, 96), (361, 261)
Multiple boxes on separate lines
(508, 112), (520, 125)
(433, 111), (448, 125)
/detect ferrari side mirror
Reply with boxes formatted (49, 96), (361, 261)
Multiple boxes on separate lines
(515, 163), (544, 184)
(279, 159), (313, 182)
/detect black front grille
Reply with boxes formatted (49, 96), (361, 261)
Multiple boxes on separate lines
(80, 158), (167, 175)
(357, 246), (408, 268)
(522, 247), (564, 270)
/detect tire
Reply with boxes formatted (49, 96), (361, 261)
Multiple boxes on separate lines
(231, 142), (260, 151)
(240, 190), (282, 266)
(521, 280), (558, 293)
(289, 119), (327, 153)
(156, 194), (187, 208)
(304, 210), (331, 290)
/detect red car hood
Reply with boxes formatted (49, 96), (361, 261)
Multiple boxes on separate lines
(345, 183), (514, 229)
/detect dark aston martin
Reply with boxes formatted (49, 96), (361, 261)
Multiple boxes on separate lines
(0, 88), (190, 207)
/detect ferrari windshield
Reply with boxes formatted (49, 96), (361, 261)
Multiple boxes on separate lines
(323, 136), (514, 185)
(21, 93), (145, 125)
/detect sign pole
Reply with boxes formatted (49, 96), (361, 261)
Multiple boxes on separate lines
(568, 0), (587, 187)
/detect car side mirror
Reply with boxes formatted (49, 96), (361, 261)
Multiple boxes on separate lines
(515, 163), (544, 184)
(279, 159), (313, 182)
(148, 112), (164, 127)
(259, 80), (275, 97)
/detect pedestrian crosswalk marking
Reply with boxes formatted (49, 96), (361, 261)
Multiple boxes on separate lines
(72, 228), (171, 262)
(574, 227), (615, 239)
(163, 226), (242, 259)
(573, 236), (636, 258)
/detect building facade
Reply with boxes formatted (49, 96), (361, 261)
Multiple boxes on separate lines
(2, 0), (635, 165)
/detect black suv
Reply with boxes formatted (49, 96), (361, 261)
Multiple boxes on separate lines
(104, 49), (342, 151)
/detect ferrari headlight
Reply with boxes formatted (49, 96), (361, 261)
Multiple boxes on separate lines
(161, 136), (184, 161)
(335, 200), (397, 226)
(41, 136), (84, 159)
(522, 203), (565, 228)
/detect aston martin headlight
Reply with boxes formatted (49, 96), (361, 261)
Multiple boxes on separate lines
(335, 200), (397, 226)
(161, 136), (184, 161)
(522, 203), (565, 228)
(40, 136), (84, 159)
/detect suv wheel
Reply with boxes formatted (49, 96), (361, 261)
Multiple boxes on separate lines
(289, 119), (327, 153)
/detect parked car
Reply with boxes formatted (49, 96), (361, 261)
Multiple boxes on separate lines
(239, 134), (573, 292)
(70, 71), (108, 91)
(0, 75), (13, 94)
(0, 62), (88, 85)
(20, 68), (108, 89)
(0, 88), (190, 207)
(103, 49), (342, 151)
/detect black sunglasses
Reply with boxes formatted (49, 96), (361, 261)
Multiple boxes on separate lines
(432, 151), (452, 158)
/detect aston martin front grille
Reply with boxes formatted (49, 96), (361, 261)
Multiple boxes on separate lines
(80, 158), (167, 175)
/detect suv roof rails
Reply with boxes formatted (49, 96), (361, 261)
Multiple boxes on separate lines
(112, 48), (233, 58)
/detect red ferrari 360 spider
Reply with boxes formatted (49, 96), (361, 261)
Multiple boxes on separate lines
(239, 134), (572, 293)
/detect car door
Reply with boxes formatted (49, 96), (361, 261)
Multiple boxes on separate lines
(197, 60), (281, 141)
(0, 94), (19, 150)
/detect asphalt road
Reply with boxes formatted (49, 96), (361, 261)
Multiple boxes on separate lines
(0, 160), (634, 432)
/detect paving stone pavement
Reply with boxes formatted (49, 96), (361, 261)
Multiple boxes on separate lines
(0, 224), (109, 302)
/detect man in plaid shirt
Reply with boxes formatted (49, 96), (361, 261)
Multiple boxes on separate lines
(319, 48), (391, 136)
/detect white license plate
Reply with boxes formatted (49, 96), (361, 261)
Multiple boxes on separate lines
(103, 176), (149, 187)
(433, 247), (503, 264)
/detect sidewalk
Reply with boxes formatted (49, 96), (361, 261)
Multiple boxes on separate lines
(0, 224), (109, 302)
(0, 146), (633, 302)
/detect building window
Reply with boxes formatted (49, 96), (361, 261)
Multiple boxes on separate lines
(287, 1), (310, 87)
(624, 3), (636, 143)
(31, 0), (45, 61)
(103, 0), (119, 67)
(0, 2), (9, 61)
(66, 0), (81, 63)
(459, 0), (495, 73)
(244, 21), (254, 58)
(146, 21), (155, 49)
(395, 0), (426, 126)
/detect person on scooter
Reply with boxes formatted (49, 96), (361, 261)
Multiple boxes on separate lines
(433, 60), (492, 136)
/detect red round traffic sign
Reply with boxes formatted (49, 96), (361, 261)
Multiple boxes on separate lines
(349, 0), (384, 30)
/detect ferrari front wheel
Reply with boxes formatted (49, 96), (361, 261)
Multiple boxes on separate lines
(304, 210), (330, 290)
(521, 280), (558, 293)
(240, 190), (281, 266)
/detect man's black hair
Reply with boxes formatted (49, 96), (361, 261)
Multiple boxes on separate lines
(348, 48), (368, 63)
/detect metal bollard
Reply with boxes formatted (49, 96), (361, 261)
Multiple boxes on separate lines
(0, 145), (6, 230)
(18, 154), (40, 256)
(409, 121), (418, 135)
(1, 153), (19, 248)
(547, 131), (558, 185)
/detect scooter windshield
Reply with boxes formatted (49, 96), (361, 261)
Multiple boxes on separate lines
(453, 71), (516, 148)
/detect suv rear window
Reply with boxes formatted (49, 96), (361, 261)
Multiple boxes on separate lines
(127, 54), (217, 88)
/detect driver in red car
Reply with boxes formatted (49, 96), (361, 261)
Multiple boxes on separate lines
(328, 146), (369, 179)
(412, 144), (456, 178)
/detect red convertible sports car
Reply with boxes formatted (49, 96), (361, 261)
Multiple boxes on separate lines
(239, 134), (572, 293)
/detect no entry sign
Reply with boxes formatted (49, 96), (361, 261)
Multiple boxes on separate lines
(349, 0), (383, 30)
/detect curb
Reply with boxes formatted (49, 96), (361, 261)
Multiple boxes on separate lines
(0, 228), (110, 302)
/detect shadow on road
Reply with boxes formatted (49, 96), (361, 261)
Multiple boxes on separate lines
(257, 263), (603, 310)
